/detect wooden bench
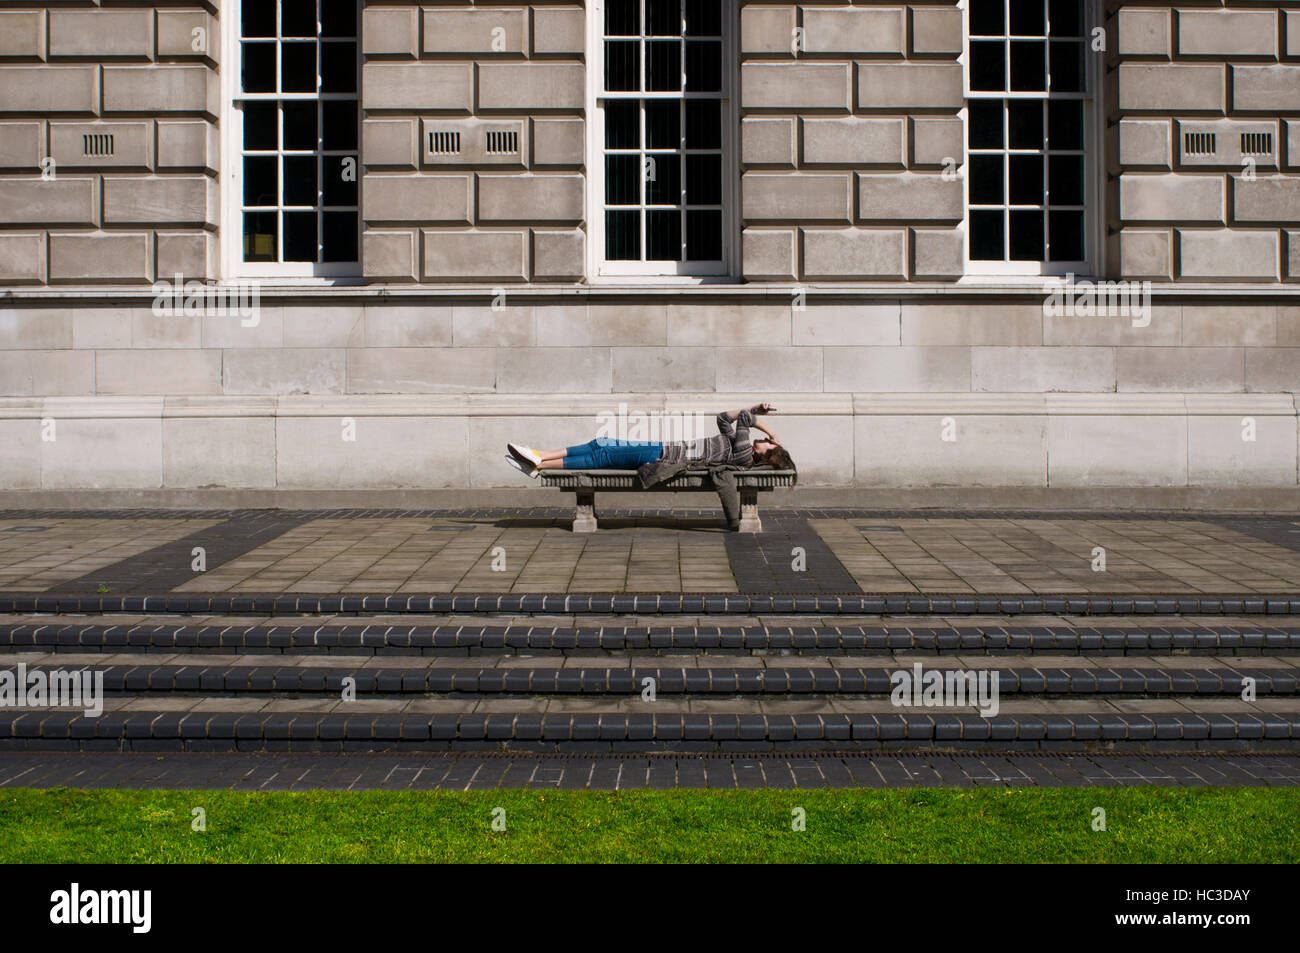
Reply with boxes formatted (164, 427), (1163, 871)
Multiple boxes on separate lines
(539, 469), (796, 533)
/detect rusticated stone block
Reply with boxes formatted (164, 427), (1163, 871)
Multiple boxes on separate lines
(1178, 229), (1279, 281)
(362, 119), (417, 169)
(478, 174), (583, 223)
(363, 175), (471, 224)
(1120, 174), (1224, 224)
(743, 118), (796, 165)
(1289, 11), (1300, 58)
(857, 63), (962, 109)
(1118, 64), (1224, 112)
(1119, 229), (1173, 280)
(362, 6), (418, 57)
(362, 229), (418, 281)
(910, 117), (962, 167)
(478, 63), (583, 110)
(156, 120), (217, 171)
(1289, 230), (1300, 281)
(156, 11), (215, 60)
(1118, 119), (1171, 167)
(743, 173), (851, 222)
(531, 118), (583, 166)
(803, 118), (905, 166)
(533, 7), (583, 55)
(49, 233), (153, 283)
(1235, 176), (1300, 223)
(803, 8), (904, 55)
(49, 121), (152, 169)
(363, 62), (473, 111)
(859, 172), (962, 222)
(103, 66), (217, 116)
(532, 229), (584, 279)
(156, 232), (213, 280)
(0, 178), (96, 226)
(743, 62), (851, 110)
(912, 228), (964, 278)
(802, 229), (907, 279)
(49, 10), (151, 58)
(423, 8), (527, 55)
(742, 229), (797, 280)
(1178, 9), (1277, 58)
(0, 66), (97, 112)
(1232, 65), (1300, 111)
(910, 7), (962, 56)
(0, 122), (41, 169)
(0, 11), (43, 58)
(0, 233), (44, 284)
(104, 176), (215, 226)
(741, 6), (796, 54)
(1118, 8), (1171, 57)
(423, 230), (527, 281)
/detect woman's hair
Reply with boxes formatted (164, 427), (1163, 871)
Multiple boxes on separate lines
(750, 444), (797, 485)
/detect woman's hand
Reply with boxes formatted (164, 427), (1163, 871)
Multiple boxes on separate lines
(751, 402), (775, 415)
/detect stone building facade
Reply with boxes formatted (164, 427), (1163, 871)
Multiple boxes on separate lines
(0, 0), (1297, 505)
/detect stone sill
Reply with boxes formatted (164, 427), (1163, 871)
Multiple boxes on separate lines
(3, 280), (1300, 304)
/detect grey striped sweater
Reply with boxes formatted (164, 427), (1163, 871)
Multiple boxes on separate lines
(655, 409), (756, 468)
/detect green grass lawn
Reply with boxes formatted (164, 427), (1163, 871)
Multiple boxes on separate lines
(2, 787), (1296, 863)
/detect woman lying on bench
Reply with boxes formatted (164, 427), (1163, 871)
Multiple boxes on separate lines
(504, 404), (795, 478)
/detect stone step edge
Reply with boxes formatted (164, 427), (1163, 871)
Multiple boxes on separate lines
(3, 593), (1299, 617)
(3, 712), (1297, 751)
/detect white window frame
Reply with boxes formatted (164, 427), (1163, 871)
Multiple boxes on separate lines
(220, 0), (362, 280)
(585, 0), (740, 282)
(957, 0), (1104, 280)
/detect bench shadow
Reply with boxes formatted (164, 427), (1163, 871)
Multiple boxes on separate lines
(490, 515), (728, 533)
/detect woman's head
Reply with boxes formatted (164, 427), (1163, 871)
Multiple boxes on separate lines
(750, 442), (797, 484)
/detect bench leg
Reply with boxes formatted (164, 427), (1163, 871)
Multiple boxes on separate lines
(573, 490), (598, 533)
(738, 488), (762, 533)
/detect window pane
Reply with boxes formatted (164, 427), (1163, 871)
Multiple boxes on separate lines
(1048, 100), (1083, 150)
(970, 0), (1005, 36)
(283, 155), (317, 206)
(283, 102), (317, 150)
(243, 101), (277, 150)
(283, 211), (317, 261)
(323, 211), (358, 262)
(606, 155), (639, 205)
(320, 41), (356, 93)
(321, 0), (358, 38)
(1049, 41), (1083, 92)
(605, 100), (638, 148)
(282, 42), (317, 93)
(969, 154), (1004, 205)
(1049, 210), (1085, 260)
(322, 100), (357, 151)
(244, 155), (278, 206)
(685, 40), (721, 92)
(1008, 153), (1043, 205)
(605, 0), (638, 36)
(281, 0), (317, 38)
(685, 99), (721, 149)
(242, 43), (276, 93)
(968, 100), (1003, 149)
(1049, 0), (1084, 37)
(646, 100), (679, 149)
(1007, 100), (1042, 149)
(322, 155), (358, 206)
(686, 210), (721, 260)
(606, 210), (640, 260)
(970, 209), (1004, 260)
(646, 209), (681, 260)
(242, 3), (275, 38)
(243, 212), (277, 261)
(1009, 40), (1045, 91)
(1009, 209), (1044, 260)
(1009, 0), (1045, 35)
(647, 40), (682, 91)
(1049, 154), (1084, 205)
(686, 0), (721, 36)
(605, 41), (639, 91)
(970, 41), (1005, 91)
(646, 0), (679, 36)
(686, 154), (721, 205)
(646, 153), (680, 205)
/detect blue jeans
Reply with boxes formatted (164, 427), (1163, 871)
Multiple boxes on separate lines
(562, 437), (663, 469)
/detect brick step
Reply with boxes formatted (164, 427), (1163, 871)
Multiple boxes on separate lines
(4, 622), (1300, 656)
(8, 659), (1296, 696)
(3, 707), (1298, 753)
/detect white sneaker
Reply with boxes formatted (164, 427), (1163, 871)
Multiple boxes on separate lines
(508, 443), (543, 467)
(504, 454), (539, 479)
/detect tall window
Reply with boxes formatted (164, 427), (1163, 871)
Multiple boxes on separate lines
(966, 0), (1089, 272)
(235, 0), (359, 274)
(595, 0), (729, 277)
